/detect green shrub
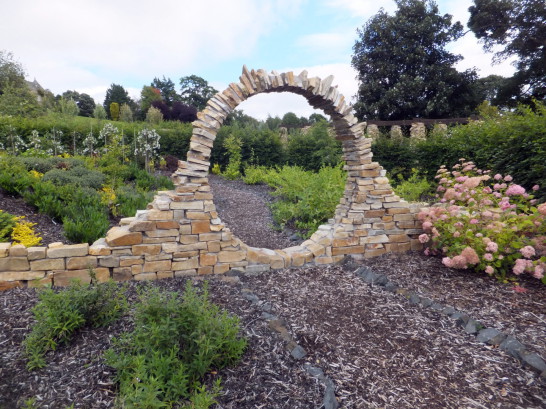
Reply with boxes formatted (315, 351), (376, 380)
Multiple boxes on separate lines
(115, 185), (154, 217)
(62, 206), (110, 244)
(42, 167), (105, 189)
(0, 209), (17, 242)
(392, 169), (434, 202)
(243, 165), (346, 237)
(105, 282), (246, 408)
(23, 274), (127, 370)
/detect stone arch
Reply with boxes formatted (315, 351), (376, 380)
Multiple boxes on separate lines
(0, 67), (425, 289)
(168, 66), (424, 273)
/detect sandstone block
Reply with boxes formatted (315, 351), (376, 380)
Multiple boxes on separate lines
(27, 247), (47, 261)
(200, 253), (218, 266)
(147, 210), (174, 221)
(132, 244), (161, 256)
(208, 241), (221, 252)
(129, 221), (156, 232)
(172, 258), (199, 270)
(332, 246), (365, 256)
(66, 256), (98, 270)
(134, 273), (157, 281)
(0, 270), (44, 281)
(145, 254), (172, 262)
(364, 248), (387, 258)
(361, 235), (389, 244)
(175, 269), (197, 277)
(332, 237), (359, 247)
(198, 266), (213, 275)
(386, 242), (411, 253)
(98, 256), (120, 268)
(180, 235), (198, 244)
(53, 269), (92, 286)
(161, 242), (179, 253)
(0, 243), (10, 258)
(314, 256), (334, 265)
(388, 234), (410, 243)
(199, 232), (223, 242)
(157, 271), (174, 279)
(131, 265), (143, 275)
(47, 243), (89, 258)
(214, 264), (230, 274)
(30, 258), (65, 271)
(0, 257), (29, 271)
(179, 224), (192, 235)
(113, 267), (132, 281)
(142, 260), (171, 273)
(0, 281), (23, 290)
(106, 227), (143, 247)
(170, 201), (203, 210)
(89, 244), (111, 256)
(9, 244), (27, 257)
(142, 237), (177, 244)
(156, 220), (180, 229)
(146, 229), (179, 238)
(119, 257), (144, 267)
(191, 221), (211, 234)
(386, 208), (410, 215)
(218, 251), (246, 263)
(112, 248), (132, 256)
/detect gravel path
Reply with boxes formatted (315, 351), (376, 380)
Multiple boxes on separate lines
(209, 174), (302, 249)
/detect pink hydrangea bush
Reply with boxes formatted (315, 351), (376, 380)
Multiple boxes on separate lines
(419, 159), (546, 284)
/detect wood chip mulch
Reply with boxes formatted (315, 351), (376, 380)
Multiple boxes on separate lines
(1, 178), (545, 408)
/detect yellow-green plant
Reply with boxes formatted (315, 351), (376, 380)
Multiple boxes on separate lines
(11, 216), (42, 247)
(0, 209), (17, 242)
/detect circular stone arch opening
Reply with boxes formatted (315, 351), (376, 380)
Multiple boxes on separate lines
(170, 66), (423, 274)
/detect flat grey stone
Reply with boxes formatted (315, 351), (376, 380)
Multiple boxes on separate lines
(430, 302), (444, 311)
(441, 306), (456, 315)
(261, 312), (276, 320)
(420, 297), (433, 308)
(303, 364), (325, 378)
(464, 319), (482, 334)
(521, 352), (546, 373)
(384, 281), (398, 293)
(323, 378), (339, 409)
(476, 328), (506, 345)
(500, 336), (526, 360)
(290, 345), (307, 360)
(409, 294), (421, 304)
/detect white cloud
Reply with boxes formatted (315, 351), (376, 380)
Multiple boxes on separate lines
(1, 0), (300, 102)
(325, 0), (396, 17)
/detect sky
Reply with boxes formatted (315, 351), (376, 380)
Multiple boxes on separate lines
(2, 0), (516, 120)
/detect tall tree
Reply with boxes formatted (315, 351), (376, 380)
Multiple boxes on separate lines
(61, 90), (96, 117)
(468, 0), (546, 104)
(140, 85), (162, 115)
(179, 75), (218, 111)
(352, 0), (480, 120)
(151, 76), (179, 106)
(103, 84), (131, 119)
(0, 50), (26, 95)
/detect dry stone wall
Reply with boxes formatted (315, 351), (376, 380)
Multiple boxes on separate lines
(0, 66), (424, 290)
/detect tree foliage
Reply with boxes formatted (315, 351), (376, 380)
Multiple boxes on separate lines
(62, 90), (96, 117)
(468, 0), (546, 104)
(352, 0), (480, 120)
(0, 50), (26, 95)
(103, 84), (131, 119)
(151, 76), (179, 106)
(179, 75), (218, 111)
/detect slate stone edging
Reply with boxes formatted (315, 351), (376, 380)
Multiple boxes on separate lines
(228, 269), (339, 409)
(353, 266), (546, 378)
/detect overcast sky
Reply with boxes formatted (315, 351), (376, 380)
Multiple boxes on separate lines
(2, 0), (516, 120)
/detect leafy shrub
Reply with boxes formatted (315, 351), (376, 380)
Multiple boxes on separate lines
(0, 210), (17, 242)
(115, 185), (154, 217)
(105, 282), (246, 408)
(243, 165), (346, 237)
(62, 205), (110, 244)
(420, 160), (546, 284)
(23, 275), (127, 370)
(42, 166), (105, 189)
(392, 169), (434, 202)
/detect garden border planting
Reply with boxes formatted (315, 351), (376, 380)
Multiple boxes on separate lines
(0, 66), (424, 288)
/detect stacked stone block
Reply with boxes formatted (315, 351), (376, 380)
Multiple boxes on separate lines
(0, 66), (425, 289)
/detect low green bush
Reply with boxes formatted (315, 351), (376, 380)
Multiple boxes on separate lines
(0, 209), (17, 242)
(42, 167), (106, 190)
(392, 169), (434, 202)
(23, 273), (127, 370)
(115, 185), (154, 217)
(243, 165), (346, 237)
(105, 282), (246, 408)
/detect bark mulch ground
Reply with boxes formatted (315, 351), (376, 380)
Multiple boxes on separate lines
(0, 178), (545, 408)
